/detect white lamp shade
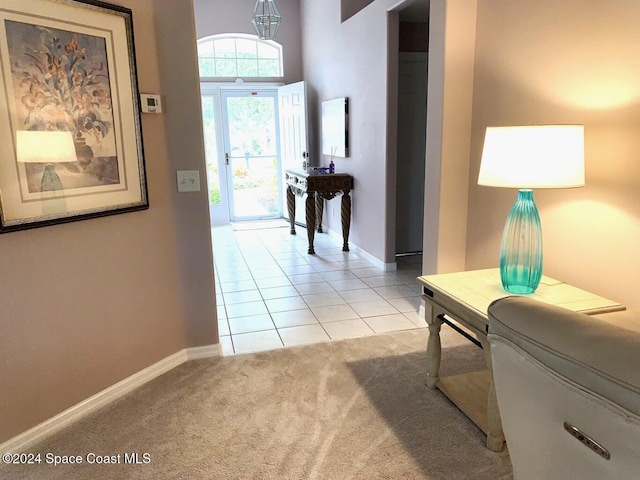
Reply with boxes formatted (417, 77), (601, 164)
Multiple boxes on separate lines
(16, 131), (76, 164)
(478, 125), (585, 188)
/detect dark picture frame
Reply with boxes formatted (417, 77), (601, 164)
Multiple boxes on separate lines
(0, 0), (147, 233)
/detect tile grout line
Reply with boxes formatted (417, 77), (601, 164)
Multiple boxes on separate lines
(213, 224), (423, 355)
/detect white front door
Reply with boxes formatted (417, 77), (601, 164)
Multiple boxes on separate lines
(200, 86), (230, 226)
(200, 82), (307, 225)
(278, 81), (309, 225)
(221, 89), (282, 221)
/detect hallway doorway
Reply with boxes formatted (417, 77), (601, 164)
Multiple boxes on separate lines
(394, 1), (429, 255)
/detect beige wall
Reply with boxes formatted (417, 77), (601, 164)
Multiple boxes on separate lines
(465, 0), (640, 309)
(153, 1), (217, 346)
(301, 0), (384, 260)
(301, 0), (406, 265)
(423, 0), (477, 274)
(0, 0), (216, 443)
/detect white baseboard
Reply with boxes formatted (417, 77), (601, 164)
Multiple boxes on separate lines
(326, 228), (397, 272)
(1, 344), (220, 454)
(382, 260), (398, 272)
(187, 344), (221, 359)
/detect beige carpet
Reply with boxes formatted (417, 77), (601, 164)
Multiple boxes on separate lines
(1, 329), (513, 479)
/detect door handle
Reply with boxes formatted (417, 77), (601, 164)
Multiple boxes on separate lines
(225, 153), (229, 165)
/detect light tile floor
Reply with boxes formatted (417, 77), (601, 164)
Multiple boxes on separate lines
(213, 221), (425, 355)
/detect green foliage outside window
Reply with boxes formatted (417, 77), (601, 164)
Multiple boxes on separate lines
(197, 34), (283, 78)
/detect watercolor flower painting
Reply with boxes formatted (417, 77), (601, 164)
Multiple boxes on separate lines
(6, 19), (120, 192)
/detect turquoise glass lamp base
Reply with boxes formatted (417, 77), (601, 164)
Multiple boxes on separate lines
(41, 163), (64, 192)
(499, 189), (542, 294)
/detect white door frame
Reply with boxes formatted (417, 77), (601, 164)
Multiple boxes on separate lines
(221, 88), (282, 221)
(200, 84), (229, 226)
(200, 82), (283, 225)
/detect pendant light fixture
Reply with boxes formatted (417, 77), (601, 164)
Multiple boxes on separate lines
(252, 0), (281, 40)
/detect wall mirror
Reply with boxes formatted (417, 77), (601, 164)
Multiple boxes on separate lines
(321, 97), (349, 158)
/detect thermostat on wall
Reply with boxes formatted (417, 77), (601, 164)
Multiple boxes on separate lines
(140, 94), (162, 113)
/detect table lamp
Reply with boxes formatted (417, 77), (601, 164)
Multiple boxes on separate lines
(478, 125), (585, 294)
(16, 130), (76, 192)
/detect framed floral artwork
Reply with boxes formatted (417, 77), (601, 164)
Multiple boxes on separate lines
(0, 0), (148, 233)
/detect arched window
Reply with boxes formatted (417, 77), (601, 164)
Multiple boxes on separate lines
(197, 34), (283, 78)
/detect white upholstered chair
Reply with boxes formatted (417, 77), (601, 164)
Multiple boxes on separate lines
(487, 296), (640, 480)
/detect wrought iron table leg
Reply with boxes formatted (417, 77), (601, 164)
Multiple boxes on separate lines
(316, 195), (324, 233)
(341, 190), (351, 251)
(305, 193), (316, 254)
(286, 185), (296, 235)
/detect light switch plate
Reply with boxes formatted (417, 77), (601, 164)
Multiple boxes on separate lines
(177, 170), (200, 192)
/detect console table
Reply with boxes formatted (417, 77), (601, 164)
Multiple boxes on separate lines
(285, 169), (353, 254)
(417, 268), (625, 452)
